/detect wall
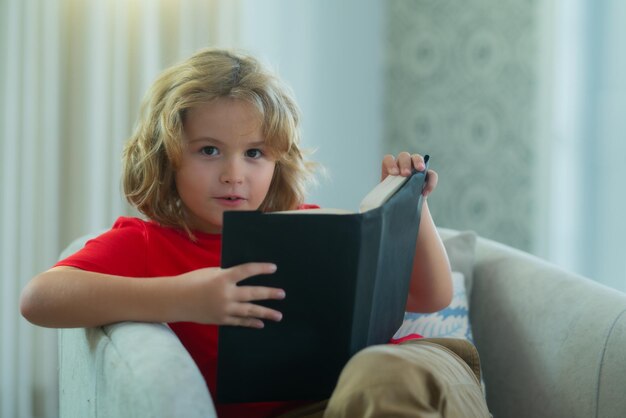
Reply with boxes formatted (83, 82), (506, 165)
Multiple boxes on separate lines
(384, 0), (541, 251)
(238, 0), (383, 210)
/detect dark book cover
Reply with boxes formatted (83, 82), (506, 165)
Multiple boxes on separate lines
(217, 166), (428, 403)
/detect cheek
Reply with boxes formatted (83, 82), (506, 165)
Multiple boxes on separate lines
(176, 164), (210, 196)
(261, 164), (277, 189)
(251, 164), (276, 200)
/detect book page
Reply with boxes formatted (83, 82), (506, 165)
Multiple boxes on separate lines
(271, 174), (411, 215)
(358, 174), (409, 213)
(275, 208), (354, 215)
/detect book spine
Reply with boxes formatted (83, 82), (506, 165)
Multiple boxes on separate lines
(365, 175), (424, 345)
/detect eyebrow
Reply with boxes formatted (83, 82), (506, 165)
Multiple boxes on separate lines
(188, 137), (266, 147)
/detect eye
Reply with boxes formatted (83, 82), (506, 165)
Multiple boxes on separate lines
(200, 146), (219, 156)
(245, 149), (263, 159)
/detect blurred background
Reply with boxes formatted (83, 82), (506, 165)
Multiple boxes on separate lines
(1, 0), (625, 416)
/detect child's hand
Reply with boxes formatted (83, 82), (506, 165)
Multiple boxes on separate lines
(381, 152), (438, 197)
(177, 263), (284, 328)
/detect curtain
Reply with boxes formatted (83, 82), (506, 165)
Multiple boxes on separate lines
(544, 0), (626, 291)
(0, 0), (239, 416)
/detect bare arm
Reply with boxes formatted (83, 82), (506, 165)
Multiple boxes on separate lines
(405, 201), (453, 312)
(20, 263), (285, 329)
(381, 152), (453, 313)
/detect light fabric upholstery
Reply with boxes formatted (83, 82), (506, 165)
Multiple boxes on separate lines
(441, 229), (626, 418)
(58, 229), (626, 418)
(59, 323), (216, 418)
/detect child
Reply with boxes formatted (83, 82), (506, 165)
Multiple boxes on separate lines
(20, 48), (490, 417)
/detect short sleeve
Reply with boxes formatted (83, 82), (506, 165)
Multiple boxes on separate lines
(297, 203), (321, 210)
(55, 217), (148, 277)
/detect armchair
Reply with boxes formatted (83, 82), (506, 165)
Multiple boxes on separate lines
(57, 229), (626, 417)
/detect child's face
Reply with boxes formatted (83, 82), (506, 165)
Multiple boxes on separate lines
(176, 98), (276, 234)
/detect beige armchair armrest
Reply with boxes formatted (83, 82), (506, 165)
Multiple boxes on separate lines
(59, 321), (216, 418)
(470, 235), (626, 418)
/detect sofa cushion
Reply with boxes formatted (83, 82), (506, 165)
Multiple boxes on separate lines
(394, 231), (477, 343)
(394, 271), (475, 342)
(441, 230), (477, 298)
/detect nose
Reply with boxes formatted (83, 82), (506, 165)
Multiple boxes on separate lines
(219, 158), (244, 184)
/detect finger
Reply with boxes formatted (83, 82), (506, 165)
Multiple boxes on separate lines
(226, 262), (277, 284)
(410, 154), (426, 172)
(223, 316), (266, 329)
(381, 154), (398, 179)
(422, 169), (438, 197)
(230, 302), (283, 322)
(396, 152), (413, 176)
(236, 285), (286, 302)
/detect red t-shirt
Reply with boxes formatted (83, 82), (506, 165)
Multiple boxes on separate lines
(55, 216), (311, 418)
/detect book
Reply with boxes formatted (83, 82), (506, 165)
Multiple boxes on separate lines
(216, 156), (430, 403)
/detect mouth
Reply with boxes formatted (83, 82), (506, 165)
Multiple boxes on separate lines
(215, 195), (247, 202)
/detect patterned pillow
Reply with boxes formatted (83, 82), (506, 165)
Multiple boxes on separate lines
(393, 271), (474, 342)
(393, 230), (478, 342)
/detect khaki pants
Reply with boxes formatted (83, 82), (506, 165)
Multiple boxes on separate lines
(277, 338), (491, 418)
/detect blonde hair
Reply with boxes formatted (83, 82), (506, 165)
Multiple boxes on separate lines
(122, 48), (315, 235)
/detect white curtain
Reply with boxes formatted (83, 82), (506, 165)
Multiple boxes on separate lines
(540, 0), (626, 290)
(0, 0), (239, 416)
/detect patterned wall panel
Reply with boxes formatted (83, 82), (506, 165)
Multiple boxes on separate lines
(384, 0), (539, 251)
